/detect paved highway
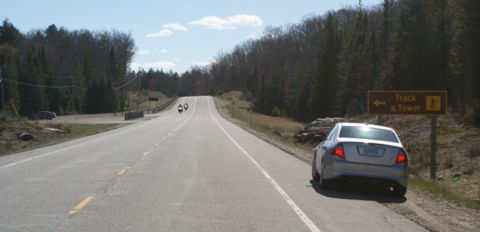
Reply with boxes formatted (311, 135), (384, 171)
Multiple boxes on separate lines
(0, 96), (426, 232)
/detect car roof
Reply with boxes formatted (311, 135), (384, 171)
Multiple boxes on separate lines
(337, 122), (396, 132)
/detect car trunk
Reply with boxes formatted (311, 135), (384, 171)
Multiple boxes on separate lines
(342, 141), (401, 166)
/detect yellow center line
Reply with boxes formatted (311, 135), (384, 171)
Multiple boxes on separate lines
(117, 166), (129, 176)
(150, 99), (198, 152)
(173, 123), (184, 131)
(68, 196), (94, 215)
(171, 98), (197, 132)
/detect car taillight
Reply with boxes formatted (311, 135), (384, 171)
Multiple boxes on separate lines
(395, 149), (407, 164)
(332, 143), (345, 159)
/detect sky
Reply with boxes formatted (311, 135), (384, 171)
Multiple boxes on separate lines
(0, 0), (383, 73)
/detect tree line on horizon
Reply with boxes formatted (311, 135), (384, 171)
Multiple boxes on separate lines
(1, 0), (479, 125)
(178, 0), (480, 124)
(0, 19), (135, 115)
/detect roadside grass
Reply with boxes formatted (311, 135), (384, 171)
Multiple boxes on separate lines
(409, 175), (480, 210)
(48, 123), (118, 139)
(219, 94), (311, 151)
(218, 92), (480, 210)
(0, 122), (118, 156)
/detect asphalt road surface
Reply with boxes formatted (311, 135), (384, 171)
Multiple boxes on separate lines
(0, 96), (426, 232)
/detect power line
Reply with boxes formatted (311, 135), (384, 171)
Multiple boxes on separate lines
(114, 76), (139, 90)
(2, 77), (86, 90)
(3, 75), (138, 91)
(112, 76), (130, 86)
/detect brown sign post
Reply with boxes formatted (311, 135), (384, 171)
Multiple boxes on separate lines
(368, 91), (447, 179)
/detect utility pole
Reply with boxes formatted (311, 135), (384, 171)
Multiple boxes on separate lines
(0, 67), (5, 111)
(72, 76), (76, 113)
(249, 102), (254, 128)
(430, 116), (438, 179)
(138, 68), (141, 91)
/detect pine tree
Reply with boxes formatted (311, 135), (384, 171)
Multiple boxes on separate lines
(0, 45), (21, 110)
(337, 10), (370, 113)
(104, 78), (117, 113)
(0, 18), (21, 45)
(308, 13), (340, 118)
(19, 50), (47, 115)
(454, 0), (480, 123)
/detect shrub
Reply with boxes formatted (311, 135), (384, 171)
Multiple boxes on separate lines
(443, 157), (454, 169)
(463, 166), (475, 175)
(271, 106), (281, 117)
(464, 100), (480, 126)
(469, 144), (480, 158)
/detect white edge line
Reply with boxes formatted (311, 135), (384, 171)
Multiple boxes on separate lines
(207, 97), (321, 232)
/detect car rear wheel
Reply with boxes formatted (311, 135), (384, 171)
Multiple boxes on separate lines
(319, 159), (331, 190)
(393, 185), (407, 197)
(311, 155), (320, 181)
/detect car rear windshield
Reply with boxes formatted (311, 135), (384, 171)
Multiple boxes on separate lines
(339, 126), (399, 143)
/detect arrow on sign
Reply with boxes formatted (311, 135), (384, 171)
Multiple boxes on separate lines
(374, 100), (386, 107)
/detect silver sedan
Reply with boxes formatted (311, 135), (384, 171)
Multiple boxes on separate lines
(311, 122), (408, 196)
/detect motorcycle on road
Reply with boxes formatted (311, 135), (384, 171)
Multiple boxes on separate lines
(178, 104), (183, 113)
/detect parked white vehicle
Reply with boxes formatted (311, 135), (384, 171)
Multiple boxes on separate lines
(312, 122), (408, 196)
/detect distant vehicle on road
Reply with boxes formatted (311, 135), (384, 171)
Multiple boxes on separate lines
(311, 122), (408, 196)
(178, 104), (183, 113)
(34, 111), (56, 120)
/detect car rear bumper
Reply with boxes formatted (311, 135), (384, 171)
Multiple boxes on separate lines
(323, 158), (408, 187)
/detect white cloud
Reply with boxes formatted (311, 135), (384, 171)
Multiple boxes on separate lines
(189, 14), (262, 30)
(130, 61), (176, 70)
(163, 23), (188, 31)
(146, 22), (188, 38)
(228, 14), (263, 27)
(246, 32), (260, 40)
(137, 49), (151, 55)
(146, 29), (174, 38)
(263, 31), (275, 39)
(159, 48), (168, 53)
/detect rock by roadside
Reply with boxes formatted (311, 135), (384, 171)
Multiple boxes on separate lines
(294, 117), (345, 143)
(214, 97), (480, 232)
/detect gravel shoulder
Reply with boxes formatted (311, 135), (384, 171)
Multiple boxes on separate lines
(214, 97), (480, 232)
